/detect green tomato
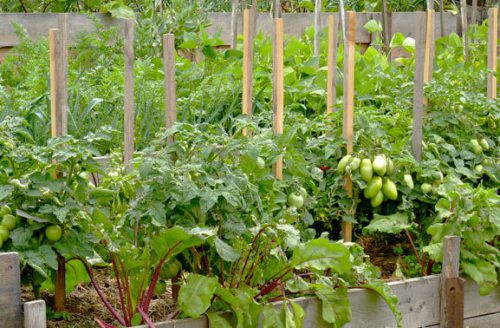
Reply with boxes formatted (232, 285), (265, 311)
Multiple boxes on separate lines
(256, 157), (266, 169)
(0, 226), (9, 241)
(474, 165), (483, 173)
(370, 191), (384, 207)
(363, 176), (383, 199)
(288, 193), (305, 209)
(1, 214), (17, 230)
(421, 183), (432, 194)
(386, 158), (395, 176)
(470, 139), (482, 154)
(299, 187), (308, 201)
(337, 155), (351, 174)
(479, 139), (490, 151)
(372, 155), (387, 176)
(382, 178), (398, 200)
(360, 159), (373, 182)
(404, 174), (414, 189)
(45, 225), (62, 242)
(349, 157), (361, 171)
(0, 205), (12, 216)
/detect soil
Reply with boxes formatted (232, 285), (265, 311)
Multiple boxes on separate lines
(357, 234), (406, 279)
(21, 267), (176, 328)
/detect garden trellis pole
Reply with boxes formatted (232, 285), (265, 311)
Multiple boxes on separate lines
(49, 27), (68, 311)
(381, 0), (391, 52)
(461, 0), (469, 61)
(314, 0), (322, 56)
(412, 13), (426, 162)
(272, 14), (284, 180)
(423, 5), (435, 109)
(124, 19), (135, 167)
(243, 8), (254, 135)
(57, 14), (68, 134)
(439, 0), (445, 37)
(440, 236), (464, 328)
(163, 33), (176, 144)
(231, 0), (239, 49)
(0, 253), (22, 327)
(342, 11), (355, 243)
(487, 8), (498, 99)
(471, 0), (478, 25)
(326, 15), (338, 114)
(339, 0), (346, 41)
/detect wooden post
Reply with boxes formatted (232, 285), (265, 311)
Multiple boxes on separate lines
(24, 300), (47, 328)
(440, 236), (464, 328)
(50, 28), (67, 311)
(272, 17), (284, 180)
(424, 9), (435, 101)
(471, 0), (478, 26)
(163, 33), (176, 144)
(124, 20), (134, 166)
(243, 8), (254, 128)
(57, 14), (68, 134)
(339, 0), (346, 41)
(342, 11), (355, 242)
(461, 0), (469, 61)
(326, 15), (339, 114)
(314, 0), (322, 56)
(487, 8), (498, 99)
(439, 0), (445, 37)
(231, 0), (239, 49)
(252, 0), (258, 39)
(381, 0), (390, 52)
(412, 13), (426, 162)
(0, 253), (22, 327)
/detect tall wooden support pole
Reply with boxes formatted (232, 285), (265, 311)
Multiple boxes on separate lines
(252, 0), (258, 39)
(412, 13), (426, 163)
(231, 0), (239, 49)
(461, 0), (469, 61)
(243, 9), (254, 132)
(342, 11), (355, 242)
(424, 9), (435, 107)
(471, 0), (478, 26)
(440, 236), (464, 328)
(439, 0), (445, 37)
(381, 0), (390, 52)
(339, 0), (346, 41)
(487, 8), (498, 99)
(314, 0), (322, 56)
(124, 20), (134, 166)
(50, 28), (67, 311)
(326, 15), (338, 114)
(57, 14), (68, 134)
(272, 18), (284, 180)
(163, 33), (176, 144)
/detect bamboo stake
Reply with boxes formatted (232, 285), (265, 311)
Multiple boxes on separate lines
(461, 0), (469, 61)
(243, 8), (254, 130)
(342, 11), (356, 243)
(163, 34), (176, 144)
(50, 27), (67, 312)
(326, 15), (339, 114)
(124, 20), (135, 166)
(231, 0), (239, 49)
(314, 0), (322, 56)
(57, 14), (68, 134)
(487, 8), (498, 99)
(272, 18), (284, 180)
(412, 13), (426, 162)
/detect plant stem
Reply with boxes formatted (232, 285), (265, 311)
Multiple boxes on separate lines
(110, 254), (130, 326)
(54, 253), (66, 311)
(404, 229), (421, 263)
(137, 306), (156, 328)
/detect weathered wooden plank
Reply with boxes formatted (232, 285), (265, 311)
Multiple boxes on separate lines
(487, 8), (498, 99)
(0, 253), (22, 328)
(412, 12), (426, 162)
(163, 33), (176, 145)
(440, 236), (462, 328)
(57, 14), (68, 135)
(471, 0), (478, 26)
(230, 0), (239, 49)
(428, 312), (500, 328)
(49, 28), (65, 138)
(326, 15), (339, 114)
(272, 18), (284, 180)
(242, 9), (254, 121)
(381, 0), (390, 51)
(24, 300), (47, 328)
(123, 19), (135, 166)
(439, 0), (445, 37)
(313, 0), (322, 56)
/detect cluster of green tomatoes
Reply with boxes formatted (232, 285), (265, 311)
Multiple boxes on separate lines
(338, 154), (399, 207)
(0, 204), (62, 248)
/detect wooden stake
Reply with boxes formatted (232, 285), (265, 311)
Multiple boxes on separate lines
(461, 0), (469, 61)
(124, 20), (134, 166)
(243, 9), (254, 130)
(440, 236), (464, 328)
(423, 9), (435, 108)
(381, 0), (391, 52)
(471, 0), (478, 26)
(24, 301), (46, 328)
(231, 0), (239, 49)
(326, 15), (338, 114)
(272, 18), (284, 180)
(487, 8), (498, 99)
(0, 253), (22, 327)
(314, 0), (322, 56)
(339, 0), (346, 41)
(57, 14), (68, 134)
(412, 13), (426, 163)
(163, 33), (176, 144)
(439, 0), (445, 37)
(252, 0), (258, 39)
(342, 11), (355, 242)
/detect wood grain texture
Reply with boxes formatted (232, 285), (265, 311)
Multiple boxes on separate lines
(439, 0), (445, 37)
(342, 11), (356, 242)
(471, 0), (478, 26)
(461, 0), (469, 61)
(242, 9), (254, 121)
(313, 0), (322, 56)
(163, 33), (176, 145)
(49, 28), (65, 138)
(487, 8), (498, 99)
(381, 0), (390, 51)
(326, 15), (339, 114)
(123, 19), (135, 166)
(412, 12), (426, 162)
(24, 300), (46, 328)
(440, 236), (461, 328)
(0, 253), (22, 328)
(57, 14), (68, 134)
(230, 0), (239, 49)
(272, 18), (284, 180)
(423, 10), (435, 85)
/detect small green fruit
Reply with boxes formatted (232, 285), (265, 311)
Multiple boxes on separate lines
(45, 225), (62, 242)
(421, 183), (432, 194)
(1, 214), (17, 230)
(370, 191), (384, 207)
(0, 226), (9, 241)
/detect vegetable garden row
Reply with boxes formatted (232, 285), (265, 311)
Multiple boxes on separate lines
(0, 4), (499, 328)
